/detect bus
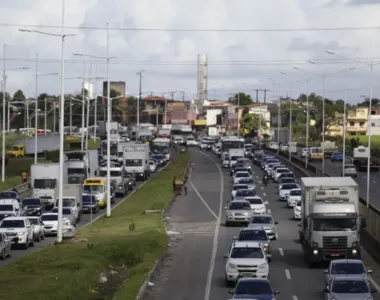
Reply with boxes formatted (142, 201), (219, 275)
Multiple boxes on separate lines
(83, 177), (108, 208)
(220, 136), (245, 153)
(151, 138), (171, 161)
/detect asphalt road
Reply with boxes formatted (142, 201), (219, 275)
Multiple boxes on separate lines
(143, 148), (380, 300)
(289, 151), (380, 209)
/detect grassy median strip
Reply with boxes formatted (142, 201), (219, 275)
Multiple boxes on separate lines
(0, 152), (191, 300)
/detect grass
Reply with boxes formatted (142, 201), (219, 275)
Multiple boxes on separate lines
(0, 151), (191, 300)
(0, 176), (25, 191)
(353, 135), (380, 147)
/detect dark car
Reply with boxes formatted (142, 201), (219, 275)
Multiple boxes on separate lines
(0, 191), (19, 202)
(82, 195), (99, 214)
(22, 197), (44, 216)
(229, 278), (280, 299)
(151, 154), (165, 166)
(331, 152), (343, 162)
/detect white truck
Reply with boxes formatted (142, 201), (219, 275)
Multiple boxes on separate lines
(31, 163), (60, 209)
(54, 184), (83, 223)
(228, 148), (245, 168)
(299, 177), (361, 267)
(123, 144), (150, 181)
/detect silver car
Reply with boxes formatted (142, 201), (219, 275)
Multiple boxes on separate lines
(324, 259), (372, 287)
(324, 276), (376, 300)
(225, 200), (253, 226)
(231, 184), (249, 199)
(51, 207), (76, 226)
(233, 171), (252, 185)
(342, 164), (357, 178)
(249, 214), (278, 240)
(237, 178), (256, 191)
(233, 227), (272, 261)
(279, 183), (299, 201)
(233, 189), (256, 201)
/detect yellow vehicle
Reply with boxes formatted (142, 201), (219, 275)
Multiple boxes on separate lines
(7, 145), (25, 158)
(308, 147), (323, 161)
(83, 177), (109, 208)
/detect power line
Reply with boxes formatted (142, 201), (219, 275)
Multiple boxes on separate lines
(6, 23), (380, 32)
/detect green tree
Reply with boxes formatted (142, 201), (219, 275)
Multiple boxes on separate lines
(229, 92), (253, 106)
(13, 90), (26, 100)
(239, 113), (267, 135)
(110, 89), (121, 98)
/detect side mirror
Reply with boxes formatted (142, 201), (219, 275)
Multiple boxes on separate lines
(324, 269), (328, 274)
(274, 290), (280, 295)
(274, 221), (279, 225)
(223, 254), (228, 259)
(298, 224), (301, 227)
(228, 290), (234, 295)
(40, 222), (44, 225)
(77, 203), (80, 207)
(224, 206), (228, 210)
(323, 288), (329, 293)
(94, 170), (98, 176)
(368, 269), (373, 274)
(371, 288), (377, 294)
(264, 201), (269, 205)
(361, 218), (367, 228)
(232, 236), (237, 240)
(15, 208), (19, 211)
(26, 225), (31, 228)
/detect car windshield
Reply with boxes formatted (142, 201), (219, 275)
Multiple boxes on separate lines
(313, 218), (357, 231)
(229, 202), (251, 210)
(28, 219), (39, 225)
(345, 165), (355, 169)
(281, 184), (298, 190)
(83, 185), (103, 194)
(23, 198), (41, 206)
(0, 192), (17, 199)
(280, 179), (296, 185)
(331, 280), (369, 293)
(238, 230), (267, 241)
(236, 173), (250, 178)
(41, 215), (58, 221)
(332, 262), (365, 275)
(233, 185), (248, 191)
(289, 190), (301, 196)
(239, 179), (254, 184)
(51, 208), (71, 215)
(230, 247), (264, 259)
(280, 173), (295, 178)
(277, 169), (289, 174)
(251, 216), (273, 224)
(0, 220), (24, 228)
(236, 190), (255, 197)
(235, 280), (272, 295)
(235, 168), (246, 173)
(82, 195), (96, 204)
(0, 205), (13, 211)
(246, 198), (263, 205)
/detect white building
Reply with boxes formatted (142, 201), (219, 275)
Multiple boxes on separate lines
(368, 115), (380, 135)
(247, 105), (271, 137)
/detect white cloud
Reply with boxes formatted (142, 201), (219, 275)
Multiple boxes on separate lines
(0, 0), (378, 103)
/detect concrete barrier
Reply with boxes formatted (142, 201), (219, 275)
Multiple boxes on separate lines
(265, 148), (380, 263)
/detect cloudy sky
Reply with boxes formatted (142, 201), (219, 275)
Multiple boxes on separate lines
(0, 0), (379, 103)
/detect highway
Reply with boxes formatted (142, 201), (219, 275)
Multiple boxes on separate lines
(142, 148), (380, 300)
(289, 151), (380, 208)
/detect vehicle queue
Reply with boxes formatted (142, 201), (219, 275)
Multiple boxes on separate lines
(199, 137), (377, 300)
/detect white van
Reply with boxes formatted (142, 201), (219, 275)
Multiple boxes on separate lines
(0, 199), (22, 217)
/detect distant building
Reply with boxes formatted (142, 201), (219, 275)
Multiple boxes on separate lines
(102, 81), (126, 97)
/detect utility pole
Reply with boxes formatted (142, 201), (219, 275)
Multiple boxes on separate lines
(264, 90), (267, 103)
(254, 89), (270, 103)
(255, 90), (259, 103)
(136, 70), (144, 125)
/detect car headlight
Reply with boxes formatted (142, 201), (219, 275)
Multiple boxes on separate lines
(227, 262), (237, 270)
(258, 263), (267, 270)
(227, 213), (233, 217)
(263, 243), (269, 248)
(17, 232), (26, 236)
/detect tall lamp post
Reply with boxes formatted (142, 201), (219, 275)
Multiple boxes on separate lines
(19, 2), (76, 242)
(326, 50), (374, 208)
(73, 24), (117, 217)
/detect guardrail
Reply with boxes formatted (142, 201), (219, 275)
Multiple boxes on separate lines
(265, 148), (380, 262)
(5, 182), (31, 194)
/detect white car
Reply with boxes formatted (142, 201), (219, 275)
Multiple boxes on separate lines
(301, 148), (309, 157)
(222, 156), (230, 168)
(293, 200), (301, 220)
(279, 183), (299, 201)
(270, 164), (285, 179)
(186, 136), (198, 146)
(224, 241), (269, 285)
(27, 217), (45, 241)
(280, 144), (288, 152)
(245, 196), (268, 214)
(148, 160), (157, 173)
(273, 168), (291, 182)
(233, 171), (252, 185)
(40, 213), (59, 235)
(231, 184), (249, 199)
(0, 217), (34, 249)
(286, 188), (302, 208)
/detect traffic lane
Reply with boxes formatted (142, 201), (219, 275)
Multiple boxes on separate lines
(187, 149), (223, 219)
(142, 149), (220, 300)
(208, 161), (306, 300)
(276, 155), (380, 299)
(0, 181), (146, 266)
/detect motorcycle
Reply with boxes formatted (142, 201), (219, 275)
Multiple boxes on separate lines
(263, 175), (269, 186)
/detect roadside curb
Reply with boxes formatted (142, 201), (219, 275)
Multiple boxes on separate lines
(134, 156), (192, 300)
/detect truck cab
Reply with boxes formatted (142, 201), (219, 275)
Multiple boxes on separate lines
(300, 177), (361, 267)
(31, 163), (60, 208)
(64, 151), (89, 184)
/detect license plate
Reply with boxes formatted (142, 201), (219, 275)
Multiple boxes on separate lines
(241, 273), (254, 277)
(331, 253), (340, 257)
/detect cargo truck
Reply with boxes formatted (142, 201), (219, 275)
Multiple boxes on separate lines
(64, 151), (89, 184)
(123, 144), (150, 181)
(321, 141), (338, 159)
(8, 135), (61, 158)
(54, 184), (83, 222)
(352, 146), (380, 172)
(299, 177), (361, 267)
(31, 163), (60, 208)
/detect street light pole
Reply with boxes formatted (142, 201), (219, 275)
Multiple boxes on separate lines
(367, 62), (374, 208)
(81, 62), (86, 151)
(237, 92), (240, 136)
(342, 71), (348, 174)
(106, 22), (111, 218)
(85, 64), (92, 150)
(34, 53), (39, 164)
(2, 44), (6, 183)
(305, 79), (309, 170)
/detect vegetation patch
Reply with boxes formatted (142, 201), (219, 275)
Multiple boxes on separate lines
(0, 152), (191, 300)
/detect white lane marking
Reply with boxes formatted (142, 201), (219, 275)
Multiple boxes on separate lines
(259, 181), (262, 184)
(189, 173), (219, 220)
(196, 151), (224, 300)
(369, 275), (380, 293)
(285, 269), (291, 280)
(292, 296), (298, 300)
(266, 208), (271, 214)
(263, 192), (267, 197)
(261, 186), (264, 190)
(256, 175), (259, 179)
(278, 248), (284, 256)
(373, 181), (377, 184)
